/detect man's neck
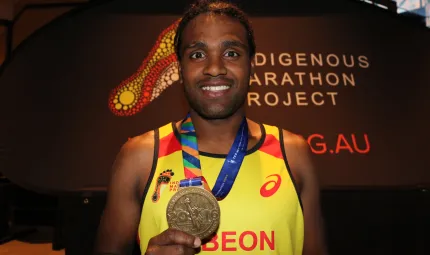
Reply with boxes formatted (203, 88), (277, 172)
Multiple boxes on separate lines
(189, 109), (246, 143)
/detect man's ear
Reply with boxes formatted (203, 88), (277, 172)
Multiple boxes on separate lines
(250, 57), (255, 77)
(178, 64), (183, 83)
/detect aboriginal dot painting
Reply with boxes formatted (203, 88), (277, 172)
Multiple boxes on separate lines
(108, 20), (180, 116)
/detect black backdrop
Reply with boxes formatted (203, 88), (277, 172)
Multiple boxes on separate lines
(0, 0), (429, 193)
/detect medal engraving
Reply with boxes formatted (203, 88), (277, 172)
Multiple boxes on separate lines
(166, 187), (220, 240)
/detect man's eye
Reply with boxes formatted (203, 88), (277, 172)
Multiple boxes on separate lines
(190, 52), (205, 59)
(224, 51), (239, 57)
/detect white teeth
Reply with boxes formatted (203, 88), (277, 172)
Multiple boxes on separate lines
(202, 85), (230, 91)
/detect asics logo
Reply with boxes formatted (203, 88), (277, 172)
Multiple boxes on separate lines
(260, 174), (282, 197)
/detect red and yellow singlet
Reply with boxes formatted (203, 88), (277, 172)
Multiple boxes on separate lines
(138, 122), (304, 254)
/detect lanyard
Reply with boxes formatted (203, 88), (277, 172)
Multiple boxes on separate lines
(179, 113), (248, 200)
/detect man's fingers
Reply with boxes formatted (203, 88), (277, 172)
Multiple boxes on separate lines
(148, 228), (201, 248)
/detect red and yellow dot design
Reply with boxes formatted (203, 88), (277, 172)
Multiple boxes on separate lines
(108, 20), (181, 117)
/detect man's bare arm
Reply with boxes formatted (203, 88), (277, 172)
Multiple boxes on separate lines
(94, 132), (155, 255)
(283, 130), (327, 255)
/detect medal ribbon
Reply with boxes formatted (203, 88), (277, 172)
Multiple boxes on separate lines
(179, 113), (248, 200)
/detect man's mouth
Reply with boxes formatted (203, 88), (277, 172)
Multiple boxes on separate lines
(201, 85), (231, 91)
(199, 84), (232, 98)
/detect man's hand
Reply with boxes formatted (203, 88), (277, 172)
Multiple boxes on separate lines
(145, 228), (201, 255)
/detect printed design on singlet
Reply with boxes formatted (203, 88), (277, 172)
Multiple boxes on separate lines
(158, 131), (181, 157)
(151, 169), (174, 202)
(257, 133), (286, 198)
(260, 174), (282, 198)
(108, 20), (181, 117)
(258, 133), (283, 159)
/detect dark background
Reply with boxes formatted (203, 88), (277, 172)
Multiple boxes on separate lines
(0, 0), (429, 254)
(0, 0), (429, 192)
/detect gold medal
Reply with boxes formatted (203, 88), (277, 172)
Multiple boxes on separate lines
(166, 186), (220, 240)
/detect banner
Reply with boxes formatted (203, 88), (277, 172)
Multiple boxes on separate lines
(0, 1), (429, 193)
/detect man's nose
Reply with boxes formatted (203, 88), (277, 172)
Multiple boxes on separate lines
(203, 56), (227, 77)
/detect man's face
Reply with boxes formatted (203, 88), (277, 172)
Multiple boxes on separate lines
(179, 13), (254, 119)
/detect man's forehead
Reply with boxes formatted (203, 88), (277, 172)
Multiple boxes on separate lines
(181, 14), (248, 45)
(190, 12), (236, 25)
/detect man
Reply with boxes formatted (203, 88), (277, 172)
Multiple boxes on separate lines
(95, 0), (327, 254)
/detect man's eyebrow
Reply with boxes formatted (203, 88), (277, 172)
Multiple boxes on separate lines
(184, 41), (207, 50)
(183, 40), (248, 51)
(221, 40), (248, 51)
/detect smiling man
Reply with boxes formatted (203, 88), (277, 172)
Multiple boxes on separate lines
(94, 1), (327, 254)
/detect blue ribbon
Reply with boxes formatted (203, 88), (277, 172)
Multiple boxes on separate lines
(211, 119), (248, 199)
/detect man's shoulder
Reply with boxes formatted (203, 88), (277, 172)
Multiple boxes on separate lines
(280, 129), (308, 151)
(120, 120), (176, 154)
(257, 120), (307, 149)
(120, 130), (156, 157)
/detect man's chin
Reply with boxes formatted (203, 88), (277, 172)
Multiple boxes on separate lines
(192, 107), (236, 120)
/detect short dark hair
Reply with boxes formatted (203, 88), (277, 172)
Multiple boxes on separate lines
(174, 0), (256, 61)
